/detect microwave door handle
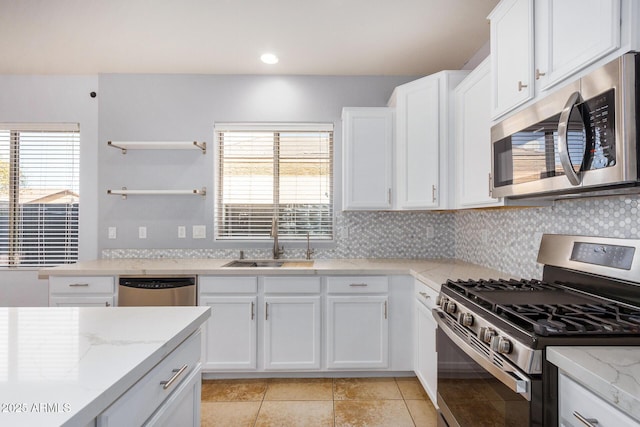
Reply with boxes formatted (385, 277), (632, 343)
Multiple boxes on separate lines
(557, 91), (583, 186)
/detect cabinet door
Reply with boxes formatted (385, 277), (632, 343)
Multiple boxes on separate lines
(395, 78), (440, 209)
(490, 0), (534, 118)
(558, 372), (638, 427)
(455, 58), (503, 209)
(200, 296), (257, 370)
(342, 107), (394, 210)
(536, 0), (621, 91)
(143, 364), (201, 427)
(415, 301), (437, 406)
(327, 296), (389, 369)
(264, 296), (321, 370)
(49, 296), (113, 307)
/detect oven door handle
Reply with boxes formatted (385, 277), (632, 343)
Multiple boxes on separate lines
(433, 309), (532, 401)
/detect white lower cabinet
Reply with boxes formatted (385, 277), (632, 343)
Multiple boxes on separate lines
(327, 295), (388, 369)
(97, 330), (202, 427)
(198, 274), (411, 374)
(263, 276), (322, 370)
(48, 276), (115, 307)
(263, 295), (321, 370)
(199, 276), (258, 370)
(326, 276), (389, 369)
(200, 295), (257, 370)
(414, 280), (439, 406)
(558, 371), (638, 427)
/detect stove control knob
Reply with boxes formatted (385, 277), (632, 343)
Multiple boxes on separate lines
(491, 336), (512, 354)
(459, 312), (474, 327)
(435, 295), (443, 306)
(497, 338), (512, 354)
(445, 301), (457, 314)
(481, 327), (496, 344)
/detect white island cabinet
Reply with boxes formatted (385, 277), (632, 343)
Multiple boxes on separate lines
(0, 306), (210, 427)
(548, 346), (640, 426)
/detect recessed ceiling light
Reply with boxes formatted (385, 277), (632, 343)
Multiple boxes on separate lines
(261, 53), (279, 65)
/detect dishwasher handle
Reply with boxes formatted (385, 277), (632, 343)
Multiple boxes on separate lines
(119, 277), (196, 289)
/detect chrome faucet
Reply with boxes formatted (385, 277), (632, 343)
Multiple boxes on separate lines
(270, 216), (284, 259)
(305, 232), (315, 260)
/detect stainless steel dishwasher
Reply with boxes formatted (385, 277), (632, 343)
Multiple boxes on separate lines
(118, 276), (197, 306)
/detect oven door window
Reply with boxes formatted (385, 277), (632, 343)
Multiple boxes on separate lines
(493, 112), (587, 188)
(437, 327), (531, 426)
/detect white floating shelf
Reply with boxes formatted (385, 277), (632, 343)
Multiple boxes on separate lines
(107, 141), (206, 154)
(107, 187), (207, 199)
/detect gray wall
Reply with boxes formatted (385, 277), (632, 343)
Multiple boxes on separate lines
(0, 75), (99, 306)
(98, 74), (417, 252)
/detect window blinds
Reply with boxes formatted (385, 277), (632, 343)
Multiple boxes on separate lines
(0, 124), (80, 267)
(215, 124), (333, 240)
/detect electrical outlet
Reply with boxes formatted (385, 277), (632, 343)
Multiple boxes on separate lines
(192, 225), (206, 239)
(425, 226), (435, 239)
(178, 226), (186, 238)
(138, 226), (147, 239)
(108, 227), (117, 239)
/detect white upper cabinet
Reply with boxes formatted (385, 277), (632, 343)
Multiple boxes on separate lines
(342, 107), (394, 210)
(535, 0), (621, 91)
(489, 0), (535, 119)
(391, 71), (469, 210)
(393, 77), (440, 209)
(490, 0), (625, 119)
(455, 58), (504, 209)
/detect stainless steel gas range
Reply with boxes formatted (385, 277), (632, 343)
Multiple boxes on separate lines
(434, 234), (640, 427)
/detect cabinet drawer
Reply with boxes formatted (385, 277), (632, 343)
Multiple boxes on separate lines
(415, 280), (439, 310)
(97, 330), (201, 427)
(49, 276), (114, 294)
(199, 276), (257, 294)
(263, 276), (321, 294)
(558, 372), (638, 427)
(327, 276), (388, 293)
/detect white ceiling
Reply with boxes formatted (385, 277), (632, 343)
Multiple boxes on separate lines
(0, 0), (499, 75)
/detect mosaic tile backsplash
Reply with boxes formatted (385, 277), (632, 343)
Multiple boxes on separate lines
(454, 194), (640, 279)
(102, 194), (640, 280)
(102, 210), (456, 261)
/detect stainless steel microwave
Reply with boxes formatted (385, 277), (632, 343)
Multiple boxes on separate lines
(491, 53), (639, 199)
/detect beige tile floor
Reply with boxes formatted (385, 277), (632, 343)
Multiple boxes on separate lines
(201, 377), (438, 427)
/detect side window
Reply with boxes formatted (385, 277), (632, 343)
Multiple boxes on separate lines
(0, 124), (80, 267)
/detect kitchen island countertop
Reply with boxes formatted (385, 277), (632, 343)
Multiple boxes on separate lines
(39, 258), (516, 293)
(547, 346), (640, 422)
(0, 306), (210, 426)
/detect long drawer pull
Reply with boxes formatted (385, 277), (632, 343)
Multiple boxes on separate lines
(573, 411), (599, 427)
(68, 283), (90, 287)
(160, 364), (188, 390)
(349, 283), (368, 287)
(419, 292), (431, 300)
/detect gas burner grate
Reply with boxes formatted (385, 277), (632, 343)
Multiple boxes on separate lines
(497, 303), (640, 336)
(447, 278), (557, 293)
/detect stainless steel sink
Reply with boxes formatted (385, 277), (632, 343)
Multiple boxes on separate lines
(222, 260), (314, 268)
(223, 260), (285, 268)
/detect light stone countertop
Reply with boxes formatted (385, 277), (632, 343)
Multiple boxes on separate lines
(0, 306), (210, 426)
(39, 258), (517, 292)
(547, 346), (640, 422)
